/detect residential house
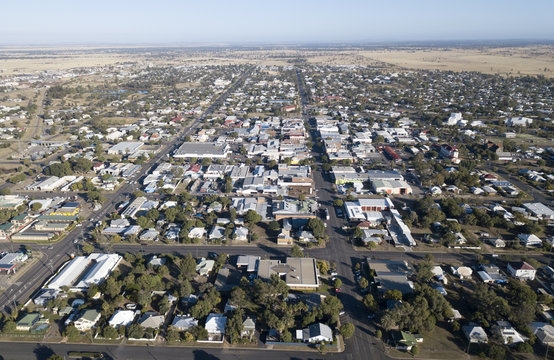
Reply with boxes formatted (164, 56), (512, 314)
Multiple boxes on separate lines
(16, 313), (41, 331)
(74, 309), (101, 331)
(204, 313), (227, 343)
(171, 315), (198, 331)
(242, 316), (256, 339)
(300, 323), (333, 343)
(196, 258), (215, 276)
(493, 321), (527, 345)
(138, 311), (165, 329)
(463, 324), (488, 343)
(518, 233), (542, 247)
(507, 261), (536, 281)
(108, 310), (136, 329)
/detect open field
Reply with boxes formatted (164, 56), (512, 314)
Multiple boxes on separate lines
(359, 46), (554, 77)
(1, 45), (552, 77)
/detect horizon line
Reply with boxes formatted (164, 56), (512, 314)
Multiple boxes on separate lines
(0, 38), (553, 49)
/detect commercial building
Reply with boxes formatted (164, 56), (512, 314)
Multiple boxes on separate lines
(257, 257), (320, 290)
(366, 259), (414, 295)
(46, 253), (122, 291)
(173, 142), (230, 159)
(107, 142), (144, 155)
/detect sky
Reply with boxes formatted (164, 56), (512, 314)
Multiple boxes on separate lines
(1, 0), (553, 45)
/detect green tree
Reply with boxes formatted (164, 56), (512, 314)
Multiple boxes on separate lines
(363, 294), (378, 312)
(2, 320), (16, 333)
(333, 278), (343, 289)
(103, 326), (118, 339)
(82, 243), (94, 255)
(306, 218), (326, 238)
(358, 277), (369, 289)
(340, 323), (355, 339)
(384, 289), (402, 301)
(268, 220), (280, 232)
(63, 325), (81, 341)
(244, 210), (262, 225)
(290, 244), (304, 258)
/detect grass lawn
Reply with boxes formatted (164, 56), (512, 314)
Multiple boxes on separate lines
(386, 325), (467, 359)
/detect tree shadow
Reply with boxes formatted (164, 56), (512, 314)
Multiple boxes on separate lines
(33, 345), (55, 360)
(193, 349), (220, 360)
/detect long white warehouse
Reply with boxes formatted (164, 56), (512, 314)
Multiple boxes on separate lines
(47, 253), (122, 291)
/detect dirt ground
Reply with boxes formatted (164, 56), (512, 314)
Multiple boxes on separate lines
(358, 46), (554, 77)
(1, 45), (552, 77)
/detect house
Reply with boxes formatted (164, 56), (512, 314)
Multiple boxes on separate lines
(171, 315), (198, 331)
(477, 264), (508, 284)
(236, 255), (260, 273)
(530, 322), (554, 346)
(507, 261), (536, 281)
(188, 227), (206, 239)
(506, 117), (533, 127)
(300, 323), (333, 343)
(518, 233), (542, 247)
(204, 313), (227, 343)
(208, 225), (225, 241)
(242, 316), (256, 338)
(16, 313), (41, 331)
(108, 310), (136, 329)
(74, 309), (101, 331)
(493, 321), (527, 345)
(196, 258), (215, 276)
(463, 324), (488, 343)
(391, 331), (421, 351)
(233, 226), (249, 241)
(138, 311), (165, 329)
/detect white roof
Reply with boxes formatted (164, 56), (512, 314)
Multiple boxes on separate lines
(205, 313), (227, 333)
(109, 310), (135, 327)
(47, 253), (122, 291)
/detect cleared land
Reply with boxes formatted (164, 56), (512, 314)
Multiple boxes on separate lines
(1, 45), (552, 77)
(359, 46), (554, 77)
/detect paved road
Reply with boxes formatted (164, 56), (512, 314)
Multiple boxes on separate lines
(0, 341), (352, 360)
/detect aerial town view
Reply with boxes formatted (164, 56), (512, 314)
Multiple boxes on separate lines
(0, 1), (552, 360)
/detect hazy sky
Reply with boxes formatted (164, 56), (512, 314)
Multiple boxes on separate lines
(2, 0), (553, 45)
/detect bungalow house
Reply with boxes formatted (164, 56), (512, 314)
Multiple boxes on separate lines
(138, 311), (165, 329)
(188, 227), (206, 240)
(208, 225), (225, 241)
(391, 331), (422, 351)
(493, 321), (527, 345)
(299, 322), (333, 343)
(242, 316), (256, 339)
(108, 309), (136, 329)
(74, 309), (101, 331)
(171, 315), (198, 331)
(530, 323), (554, 346)
(507, 261), (536, 281)
(16, 313), (41, 331)
(204, 313), (227, 343)
(233, 226), (249, 241)
(463, 324), (488, 343)
(196, 258), (215, 276)
(518, 233), (542, 247)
